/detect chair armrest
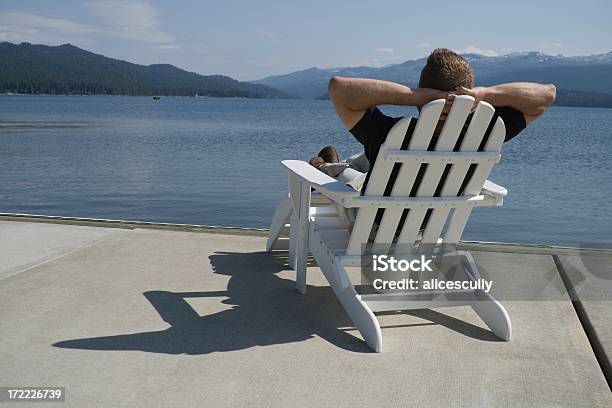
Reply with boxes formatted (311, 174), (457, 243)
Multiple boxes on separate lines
(281, 160), (359, 206)
(481, 179), (508, 206)
(282, 161), (507, 208)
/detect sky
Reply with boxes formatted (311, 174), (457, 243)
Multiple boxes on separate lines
(1, 0), (611, 81)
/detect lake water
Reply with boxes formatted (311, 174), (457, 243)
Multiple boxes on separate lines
(1, 95), (611, 246)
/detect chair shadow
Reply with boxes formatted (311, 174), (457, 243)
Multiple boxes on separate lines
(53, 250), (500, 355)
(53, 251), (372, 354)
(380, 309), (503, 342)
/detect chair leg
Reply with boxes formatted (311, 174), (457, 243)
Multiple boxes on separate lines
(470, 292), (512, 341)
(293, 181), (311, 294)
(266, 195), (292, 252)
(309, 233), (382, 351)
(295, 231), (307, 294)
(460, 251), (512, 341)
(336, 284), (383, 352)
(288, 212), (298, 270)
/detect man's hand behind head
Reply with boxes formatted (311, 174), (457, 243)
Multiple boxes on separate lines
(454, 83), (556, 125)
(455, 86), (486, 108)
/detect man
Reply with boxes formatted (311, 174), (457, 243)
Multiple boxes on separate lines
(327, 48), (556, 194)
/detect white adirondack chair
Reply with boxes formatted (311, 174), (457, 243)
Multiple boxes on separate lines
(267, 96), (511, 352)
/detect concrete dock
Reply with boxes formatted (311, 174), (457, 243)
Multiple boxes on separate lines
(1, 217), (610, 407)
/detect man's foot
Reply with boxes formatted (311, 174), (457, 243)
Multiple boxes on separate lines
(318, 146), (339, 163)
(309, 156), (325, 169)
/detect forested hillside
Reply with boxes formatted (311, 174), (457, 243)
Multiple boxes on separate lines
(0, 42), (288, 98)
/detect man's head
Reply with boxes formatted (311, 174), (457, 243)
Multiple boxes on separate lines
(418, 48), (474, 91)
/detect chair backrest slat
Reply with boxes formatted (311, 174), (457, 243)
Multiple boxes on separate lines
(371, 100), (446, 249)
(420, 101), (497, 245)
(345, 96), (506, 255)
(443, 119), (505, 243)
(395, 97), (473, 250)
(346, 116), (414, 255)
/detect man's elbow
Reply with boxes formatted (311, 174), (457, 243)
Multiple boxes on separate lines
(545, 84), (556, 106)
(538, 84), (556, 114)
(528, 84), (556, 116)
(328, 76), (345, 99)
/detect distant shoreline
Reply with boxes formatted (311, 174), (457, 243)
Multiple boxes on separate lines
(3, 92), (612, 109)
(0, 93), (254, 99)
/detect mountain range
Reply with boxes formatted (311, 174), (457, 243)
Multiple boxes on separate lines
(0, 42), (288, 98)
(2, 42), (612, 107)
(253, 51), (612, 107)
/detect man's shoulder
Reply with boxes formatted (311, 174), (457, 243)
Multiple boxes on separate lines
(349, 107), (413, 157)
(351, 106), (406, 133)
(495, 106), (527, 142)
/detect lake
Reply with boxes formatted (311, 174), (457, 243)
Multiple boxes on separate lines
(1, 95), (611, 246)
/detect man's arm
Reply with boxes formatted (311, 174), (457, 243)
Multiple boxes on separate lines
(328, 76), (448, 129)
(457, 82), (556, 124)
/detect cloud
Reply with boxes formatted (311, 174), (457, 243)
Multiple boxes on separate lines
(352, 53), (407, 68)
(373, 47), (394, 53)
(0, 12), (95, 44)
(460, 45), (498, 57)
(0, 12), (93, 34)
(0, 3), (181, 49)
(86, 0), (175, 44)
(255, 29), (280, 38)
(416, 42), (430, 48)
(538, 42), (562, 51)
(155, 44), (182, 50)
(346, 59), (385, 68)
